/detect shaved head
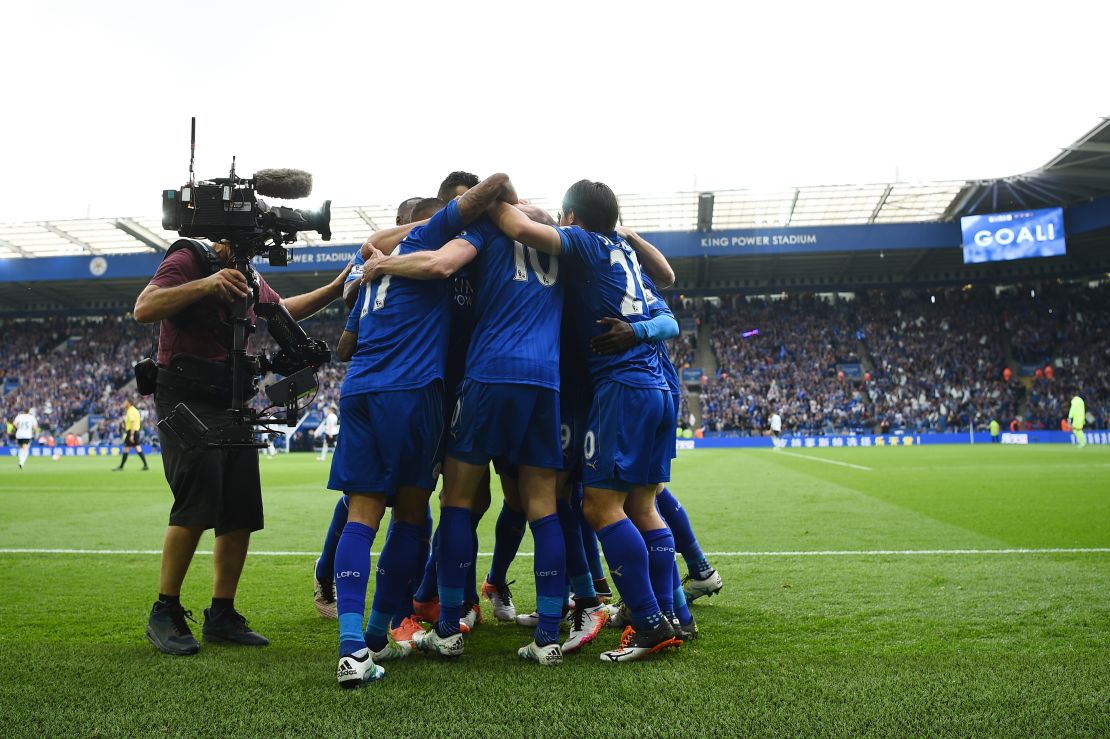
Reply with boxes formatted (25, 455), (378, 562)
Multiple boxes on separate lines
(411, 198), (446, 221)
(396, 196), (423, 225)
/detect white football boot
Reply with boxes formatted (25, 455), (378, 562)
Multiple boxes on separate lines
(682, 569), (724, 603)
(369, 637), (412, 662)
(517, 640), (563, 666)
(480, 580), (517, 621)
(412, 627), (465, 658)
(515, 611), (539, 628)
(337, 651), (385, 689)
(563, 603), (611, 653)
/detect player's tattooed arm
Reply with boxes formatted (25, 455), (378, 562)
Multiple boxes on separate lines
(359, 220), (429, 260)
(456, 173), (518, 223)
(361, 240), (477, 282)
(616, 226), (675, 289)
(488, 202), (562, 255)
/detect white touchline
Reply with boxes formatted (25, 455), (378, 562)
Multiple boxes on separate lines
(1, 548), (1107, 557)
(776, 451), (873, 471)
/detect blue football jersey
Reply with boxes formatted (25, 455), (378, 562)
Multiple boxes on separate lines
(558, 226), (666, 389)
(342, 249), (365, 333)
(642, 274), (680, 395)
(458, 216), (563, 389)
(346, 249), (364, 284)
(446, 267), (476, 385)
(342, 201), (464, 396)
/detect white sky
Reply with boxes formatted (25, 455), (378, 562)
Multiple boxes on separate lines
(0, 0), (1106, 223)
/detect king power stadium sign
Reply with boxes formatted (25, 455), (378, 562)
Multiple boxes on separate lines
(1, 196), (1108, 284)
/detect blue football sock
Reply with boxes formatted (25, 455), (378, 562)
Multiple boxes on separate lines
(672, 560), (692, 625)
(414, 522), (440, 603)
(657, 487), (712, 578)
(573, 484), (605, 580)
(316, 495), (349, 582)
(643, 527), (677, 616)
(364, 611), (392, 652)
(468, 513), (481, 604)
(556, 498), (596, 600)
(368, 520), (423, 644)
(391, 507), (432, 628)
(529, 513), (566, 644)
(334, 520), (376, 656)
(597, 518), (663, 631)
(384, 517), (402, 629)
(436, 506), (472, 636)
(486, 503), (527, 586)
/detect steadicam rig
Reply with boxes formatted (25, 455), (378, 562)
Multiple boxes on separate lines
(155, 118), (333, 450)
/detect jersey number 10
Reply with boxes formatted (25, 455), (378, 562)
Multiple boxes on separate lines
(512, 242), (558, 286)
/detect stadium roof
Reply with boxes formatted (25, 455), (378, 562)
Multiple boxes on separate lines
(0, 122), (1107, 259)
(943, 118), (1110, 218)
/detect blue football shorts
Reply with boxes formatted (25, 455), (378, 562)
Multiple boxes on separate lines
(328, 381), (445, 499)
(448, 379), (562, 470)
(582, 381), (674, 492)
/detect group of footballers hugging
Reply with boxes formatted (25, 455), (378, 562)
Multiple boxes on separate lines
(312, 171), (725, 688)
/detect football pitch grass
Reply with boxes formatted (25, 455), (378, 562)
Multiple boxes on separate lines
(1, 446), (1107, 737)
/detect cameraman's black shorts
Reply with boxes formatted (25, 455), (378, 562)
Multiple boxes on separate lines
(155, 383), (263, 535)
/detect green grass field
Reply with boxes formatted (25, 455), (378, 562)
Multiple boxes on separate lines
(1, 445), (1108, 737)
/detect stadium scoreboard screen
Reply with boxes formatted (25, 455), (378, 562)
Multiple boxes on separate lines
(961, 207), (1066, 264)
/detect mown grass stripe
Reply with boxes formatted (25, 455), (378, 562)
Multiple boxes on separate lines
(2, 547), (1106, 557)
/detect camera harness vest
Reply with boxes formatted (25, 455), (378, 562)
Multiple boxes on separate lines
(139, 238), (240, 369)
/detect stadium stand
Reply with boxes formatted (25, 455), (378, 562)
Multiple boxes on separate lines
(1, 316), (154, 441)
(2, 283), (1106, 446)
(697, 284), (1107, 435)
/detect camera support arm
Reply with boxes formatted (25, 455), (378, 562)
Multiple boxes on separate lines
(228, 244), (259, 415)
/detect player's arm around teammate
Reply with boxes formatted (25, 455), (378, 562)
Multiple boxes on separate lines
(360, 174), (519, 284)
(615, 226), (675, 289)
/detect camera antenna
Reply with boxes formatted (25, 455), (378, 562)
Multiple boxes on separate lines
(188, 116), (196, 187)
(230, 154), (237, 182)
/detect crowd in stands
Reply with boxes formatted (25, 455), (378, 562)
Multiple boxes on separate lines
(3, 283), (1107, 445)
(704, 294), (867, 435)
(698, 284), (1108, 435)
(1005, 284), (1110, 430)
(1, 317), (152, 440)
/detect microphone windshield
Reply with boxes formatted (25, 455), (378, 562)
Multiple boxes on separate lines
(253, 169), (313, 199)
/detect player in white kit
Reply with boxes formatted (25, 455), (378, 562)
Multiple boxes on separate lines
(770, 412), (783, 449)
(12, 409), (39, 470)
(316, 406), (340, 461)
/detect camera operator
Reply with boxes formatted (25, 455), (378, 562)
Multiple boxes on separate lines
(134, 239), (351, 656)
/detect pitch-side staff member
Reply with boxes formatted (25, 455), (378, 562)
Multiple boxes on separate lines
(134, 240), (350, 655)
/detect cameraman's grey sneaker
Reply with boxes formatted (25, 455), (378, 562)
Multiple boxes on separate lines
(202, 607), (270, 646)
(146, 600), (200, 656)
